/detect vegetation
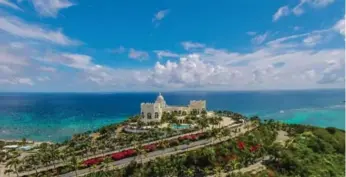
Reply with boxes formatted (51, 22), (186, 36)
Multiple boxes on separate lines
(82, 118), (344, 177)
(1, 110), (344, 177)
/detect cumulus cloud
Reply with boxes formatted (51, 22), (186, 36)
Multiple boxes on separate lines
(21, 0), (75, 18)
(251, 32), (269, 45)
(128, 48), (149, 60)
(333, 18), (345, 36)
(0, 15), (80, 45)
(0, 0), (22, 10)
(153, 50), (179, 59)
(144, 54), (240, 88)
(181, 41), (205, 51)
(273, 6), (290, 22)
(303, 34), (322, 46)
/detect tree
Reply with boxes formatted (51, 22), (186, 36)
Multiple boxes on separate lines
(25, 154), (40, 176)
(6, 156), (21, 177)
(134, 143), (147, 165)
(102, 156), (113, 171)
(68, 155), (80, 177)
(183, 167), (195, 177)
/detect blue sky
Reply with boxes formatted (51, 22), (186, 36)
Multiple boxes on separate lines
(0, 0), (344, 92)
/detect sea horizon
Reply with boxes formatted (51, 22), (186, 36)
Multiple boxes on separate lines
(0, 89), (344, 142)
(0, 87), (344, 94)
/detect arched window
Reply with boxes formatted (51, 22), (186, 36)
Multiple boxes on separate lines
(178, 110), (182, 115)
(147, 113), (152, 119)
(182, 111), (187, 115)
(155, 112), (159, 118)
(141, 112), (145, 119)
(174, 110), (178, 114)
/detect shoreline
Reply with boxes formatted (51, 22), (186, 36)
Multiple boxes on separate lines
(0, 138), (53, 145)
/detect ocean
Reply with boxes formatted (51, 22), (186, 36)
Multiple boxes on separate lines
(0, 89), (344, 142)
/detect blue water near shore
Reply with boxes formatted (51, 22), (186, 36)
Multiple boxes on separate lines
(0, 89), (344, 142)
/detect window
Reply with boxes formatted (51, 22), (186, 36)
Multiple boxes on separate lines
(141, 112), (145, 118)
(178, 110), (182, 115)
(155, 112), (159, 118)
(182, 111), (187, 115)
(147, 113), (152, 119)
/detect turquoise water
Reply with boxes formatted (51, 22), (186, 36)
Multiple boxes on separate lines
(261, 105), (345, 129)
(172, 124), (190, 129)
(0, 90), (344, 142)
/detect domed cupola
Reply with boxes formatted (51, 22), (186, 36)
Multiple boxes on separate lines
(155, 92), (166, 108)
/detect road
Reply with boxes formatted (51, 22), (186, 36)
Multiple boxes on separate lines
(60, 128), (251, 177)
(11, 122), (249, 177)
(12, 129), (206, 177)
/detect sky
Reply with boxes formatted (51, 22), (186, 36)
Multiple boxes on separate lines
(0, 0), (344, 92)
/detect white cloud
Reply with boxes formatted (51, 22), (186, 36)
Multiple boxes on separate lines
(153, 50), (179, 59)
(293, 0), (335, 16)
(153, 9), (169, 21)
(0, 77), (34, 85)
(246, 31), (257, 36)
(293, 26), (301, 31)
(0, 65), (15, 74)
(144, 54), (241, 88)
(128, 48), (149, 60)
(22, 0), (75, 18)
(37, 76), (50, 81)
(303, 34), (322, 46)
(152, 9), (169, 27)
(40, 66), (56, 72)
(333, 18), (345, 36)
(251, 32), (269, 45)
(0, 15), (80, 45)
(181, 41), (205, 50)
(60, 53), (93, 69)
(273, 6), (290, 22)
(0, 0), (22, 10)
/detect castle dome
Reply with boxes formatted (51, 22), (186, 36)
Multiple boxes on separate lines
(156, 92), (164, 102)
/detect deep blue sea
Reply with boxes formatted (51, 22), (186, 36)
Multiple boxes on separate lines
(0, 89), (344, 142)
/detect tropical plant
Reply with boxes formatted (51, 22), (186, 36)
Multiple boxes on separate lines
(6, 155), (21, 177)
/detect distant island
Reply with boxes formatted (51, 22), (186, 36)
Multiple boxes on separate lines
(0, 94), (344, 177)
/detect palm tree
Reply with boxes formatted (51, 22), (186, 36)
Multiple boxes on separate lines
(6, 156), (21, 177)
(134, 143), (147, 165)
(102, 156), (113, 171)
(25, 154), (40, 176)
(49, 145), (60, 173)
(196, 117), (209, 132)
(158, 140), (169, 152)
(68, 155), (80, 177)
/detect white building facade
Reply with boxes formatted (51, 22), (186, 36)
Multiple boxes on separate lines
(140, 93), (206, 123)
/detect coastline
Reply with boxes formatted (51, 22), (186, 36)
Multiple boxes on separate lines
(0, 138), (53, 145)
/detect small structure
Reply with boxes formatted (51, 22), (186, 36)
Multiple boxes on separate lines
(140, 93), (206, 123)
(3, 145), (18, 149)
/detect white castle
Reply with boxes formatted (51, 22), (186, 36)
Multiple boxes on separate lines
(140, 93), (206, 123)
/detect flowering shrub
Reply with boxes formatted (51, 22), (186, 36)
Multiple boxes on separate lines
(111, 152), (126, 160)
(144, 144), (157, 152)
(237, 141), (245, 150)
(83, 157), (104, 166)
(250, 144), (261, 152)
